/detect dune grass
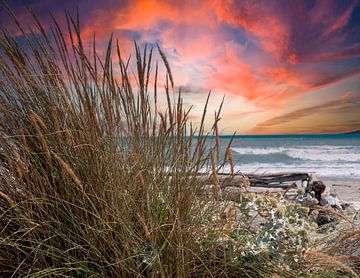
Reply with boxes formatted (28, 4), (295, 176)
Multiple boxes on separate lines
(0, 5), (358, 278)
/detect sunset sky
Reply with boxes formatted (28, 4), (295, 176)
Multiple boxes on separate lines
(1, 0), (360, 134)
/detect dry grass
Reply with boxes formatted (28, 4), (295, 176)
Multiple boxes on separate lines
(0, 5), (240, 277)
(305, 251), (357, 277)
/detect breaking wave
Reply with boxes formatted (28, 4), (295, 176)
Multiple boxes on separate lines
(231, 146), (360, 162)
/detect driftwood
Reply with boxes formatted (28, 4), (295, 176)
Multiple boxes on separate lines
(197, 172), (310, 189)
(197, 172), (311, 201)
(246, 173), (310, 187)
(247, 173), (311, 186)
(198, 173), (356, 228)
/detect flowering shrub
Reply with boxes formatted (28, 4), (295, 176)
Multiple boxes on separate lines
(200, 192), (315, 270)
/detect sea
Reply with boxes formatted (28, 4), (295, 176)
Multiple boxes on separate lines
(214, 134), (360, 180)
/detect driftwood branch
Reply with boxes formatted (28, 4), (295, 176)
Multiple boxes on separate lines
(196, 172), (310, 189)
(247, 173), (310, 187)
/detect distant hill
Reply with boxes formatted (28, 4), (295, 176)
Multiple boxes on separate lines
(340, 129), (360, 135)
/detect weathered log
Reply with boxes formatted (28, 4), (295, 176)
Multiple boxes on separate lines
(196, 173), (309, 189)
(247, 173), (310, 186)
(249, 182), (297, 189)
(197, 175), (250, 188)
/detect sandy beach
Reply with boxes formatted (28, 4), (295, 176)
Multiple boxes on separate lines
(321, 178), (360, 210)
(1, 2), (359, 275)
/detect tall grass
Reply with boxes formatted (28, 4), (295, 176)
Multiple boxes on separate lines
(0, 5), (358, 278)
(0, 5), (236, 277)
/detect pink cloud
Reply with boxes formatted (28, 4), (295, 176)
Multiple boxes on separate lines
(31, 0), (357, 109)
(2, 0), (359, 134)
(324, 1), (357, 35)
(214, 0), (290, 60)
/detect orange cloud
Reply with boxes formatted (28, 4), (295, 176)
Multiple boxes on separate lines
(3, 0), (359, 134)
(251, 96), (360, 134)
(61, 0), (359, 110)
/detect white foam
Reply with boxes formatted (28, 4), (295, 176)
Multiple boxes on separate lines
(219, 162), (360, 179)
(231, 146), (360, 162)
(231, 147), (288, 155)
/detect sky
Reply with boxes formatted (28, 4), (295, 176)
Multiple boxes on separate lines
(1, 0), (360, 134)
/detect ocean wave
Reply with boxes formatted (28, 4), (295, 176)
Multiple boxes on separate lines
(220, 162), (360, 179)
(231, 146), (360, 162)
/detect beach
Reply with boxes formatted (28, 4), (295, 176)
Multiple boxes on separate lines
(322, 178), (360, 210)
(1, 3), (359, 275)
(210, 134), (360, 210)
